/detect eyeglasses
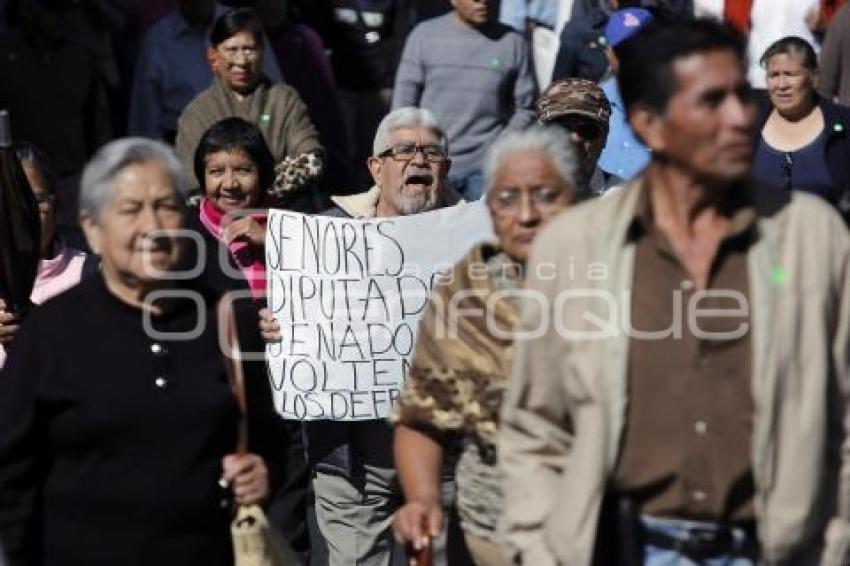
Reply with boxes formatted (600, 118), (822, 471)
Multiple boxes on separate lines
(488, 186), (567, 215)
(218, 44), (260, 61)
(378, 143), (447, 163)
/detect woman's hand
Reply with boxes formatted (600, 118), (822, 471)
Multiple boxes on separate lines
(0, 299), (20, 346)
(221, 453), (269, 506)
(393, 425), (445, 554)
(258, 307), (281, 343)
(223, 216), (266, 247)
(392, 498), (443, 551)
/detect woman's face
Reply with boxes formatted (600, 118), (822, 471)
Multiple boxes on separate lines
(82, 160), (185, 289)
(766, 53), (815, 116)
(486, 151), (574, 264)
(22, 162), (55, 255)
(203, 149), (262, 213)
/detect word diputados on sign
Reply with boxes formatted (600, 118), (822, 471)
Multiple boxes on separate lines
(265, 204), (493, 421)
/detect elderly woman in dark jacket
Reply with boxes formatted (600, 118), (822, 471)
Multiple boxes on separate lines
(753, 35), (850, 224)
(0, 138), (277, 566)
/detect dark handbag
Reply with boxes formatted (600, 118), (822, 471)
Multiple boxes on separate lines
(220, 296), (300, 566)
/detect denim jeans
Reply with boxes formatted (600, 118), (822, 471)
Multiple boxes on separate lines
(641, 516), (757, 566)
(448, 169), (486, 201)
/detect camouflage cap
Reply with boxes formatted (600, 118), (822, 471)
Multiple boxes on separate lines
(537, 78), (611, 126)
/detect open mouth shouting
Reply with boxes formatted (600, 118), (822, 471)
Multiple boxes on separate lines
(404, 171), (435, 193)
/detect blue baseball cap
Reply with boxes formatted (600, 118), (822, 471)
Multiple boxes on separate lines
(605, 8), (654, 48)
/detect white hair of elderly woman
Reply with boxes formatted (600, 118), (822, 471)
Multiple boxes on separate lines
(483, 126), (582, 198)
(372, 107), (449, 156)
(79, 138), (189, 221)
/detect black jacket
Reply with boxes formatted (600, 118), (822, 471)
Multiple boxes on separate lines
(0, 276), (280, 566)
(182, 208), (312, 559)
(551, 6), (610, 83)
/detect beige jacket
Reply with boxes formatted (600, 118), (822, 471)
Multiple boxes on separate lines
(328, 184), (464, 219)
(329, 185), (382, 219)
(499, 179), (850, 565)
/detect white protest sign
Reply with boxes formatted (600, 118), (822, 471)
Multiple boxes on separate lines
(265, 202), (493, 421)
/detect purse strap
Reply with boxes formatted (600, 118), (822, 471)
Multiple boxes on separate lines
(220, 295), (248, 457)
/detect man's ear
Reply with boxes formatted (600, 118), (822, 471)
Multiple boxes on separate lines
(80, 215), (102, 255)
(629, 104), (666, 154)
(367, 156), (383, 187)
(206, 46), (218, 71)
(441, 158), (452, 177)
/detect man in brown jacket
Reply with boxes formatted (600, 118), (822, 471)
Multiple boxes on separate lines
(500, 18), (850, 566)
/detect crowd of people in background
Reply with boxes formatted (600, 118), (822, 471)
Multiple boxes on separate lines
(2, 0), (850, 565)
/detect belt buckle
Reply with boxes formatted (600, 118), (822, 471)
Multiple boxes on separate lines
(682, 526), (733, 558)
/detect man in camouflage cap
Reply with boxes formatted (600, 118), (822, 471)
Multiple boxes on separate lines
(537, 78), (615, 195)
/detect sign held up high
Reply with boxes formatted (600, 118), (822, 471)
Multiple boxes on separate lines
(265, 202), (492, 421)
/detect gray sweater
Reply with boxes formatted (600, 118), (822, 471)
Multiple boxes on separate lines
(820, 4), (850, 107)
(392, 13), (537, 176)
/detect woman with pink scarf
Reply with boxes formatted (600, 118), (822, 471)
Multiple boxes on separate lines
(185, 117), (281, 300)
(185, 116), (312, 559)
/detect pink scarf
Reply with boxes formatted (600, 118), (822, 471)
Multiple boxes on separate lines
(31, 240), (87, 305)
(199, 198), (267, 299)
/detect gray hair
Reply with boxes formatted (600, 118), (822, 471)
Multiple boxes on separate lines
(483, 126), (581, 197)
(79, 138), (189, 221)
(372, 107), (448, 156)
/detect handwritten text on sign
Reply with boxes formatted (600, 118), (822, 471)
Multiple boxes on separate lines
(265, 203), (492, 421)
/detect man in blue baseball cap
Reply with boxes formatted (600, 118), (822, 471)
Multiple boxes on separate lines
(604, 6), (654, 48)
(552, 0), (669, 84)
(597, 7), (654, 182)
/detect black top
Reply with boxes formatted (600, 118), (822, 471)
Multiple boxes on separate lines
(181, 206), (267, 359)
(0, 31), (109, 176)
(182, 207), (312, 558)
(0, 275), (280, 566)
(753, 130), (834, 200)
(551, 6), (610, 84)
(754, 95), (850, 225)
(303, 0), (404, 91)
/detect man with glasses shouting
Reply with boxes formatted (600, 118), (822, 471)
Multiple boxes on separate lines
(392, 0), (537, 202)
(262, 107), (464, 565)
(322, 106), (461, 222)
